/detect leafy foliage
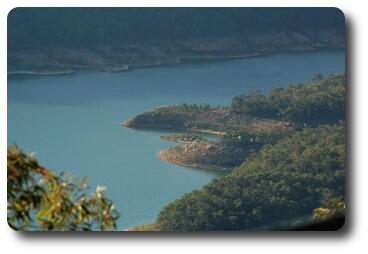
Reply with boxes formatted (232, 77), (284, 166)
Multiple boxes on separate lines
(231, 74), (346, 125)
(7, 145), (120, 231)
(312, 197), (345, 221)
(156, 125), (345, 231)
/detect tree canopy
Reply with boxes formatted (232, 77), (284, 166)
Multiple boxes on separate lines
(8, 8), (344, 51)
(156, 125), (345, 231)
(230, 74), (346, 125)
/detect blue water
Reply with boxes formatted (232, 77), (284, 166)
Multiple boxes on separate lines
(7, 49), (345, 230)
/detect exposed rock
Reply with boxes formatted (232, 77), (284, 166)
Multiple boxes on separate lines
(157, 141), (262, 171)
(8, 31), (344, 74)
(160, 133), (206, 143)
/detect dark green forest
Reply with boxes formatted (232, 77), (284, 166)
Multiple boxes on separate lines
(231, 74), (345, 125)
(8, 8), (344, 50)
(219, 74), (345, 148)
(7, 8), (345, 74)
(156, 125), (345, 231)
(153, 74), (346, 231)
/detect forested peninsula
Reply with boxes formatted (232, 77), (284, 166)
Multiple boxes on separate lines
(123, 74), (345, 171)
(8, 8), (344, 75)
(123, 106), (292, 170)
(124, 73), (346, 230)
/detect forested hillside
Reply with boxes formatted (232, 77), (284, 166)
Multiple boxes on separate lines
(231, 74), (345, 125)
(8, 8), (345, 73)
(156, 125), (345, 231)
(124, 73), (347, 231)
(123, 74), (346, 176)
(8, 8), (344, 50)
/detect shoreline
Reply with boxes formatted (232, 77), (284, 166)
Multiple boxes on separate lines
(157, 133), (236, 171)
(7, 53), (256, 78)
(7, 70), (77, 78)
(121, 121), (225, 136)
(8, 47), (344, 78)
(186, 128), (224, 135)
(157, 150), (233, 171)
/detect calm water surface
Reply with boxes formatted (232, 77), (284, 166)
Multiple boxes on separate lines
(8, 49), (345, 229)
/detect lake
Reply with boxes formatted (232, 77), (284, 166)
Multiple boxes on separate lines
(7, 49), (345, 230)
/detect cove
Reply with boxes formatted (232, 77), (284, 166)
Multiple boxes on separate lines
(7, 49), (345, 230)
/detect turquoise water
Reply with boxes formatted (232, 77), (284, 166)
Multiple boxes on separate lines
(7, 49), (345, 230)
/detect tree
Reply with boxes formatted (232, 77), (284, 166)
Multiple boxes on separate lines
(7, 145), (120, 231)
(312, 73), (323, 81)
(312, 197), (345, 221)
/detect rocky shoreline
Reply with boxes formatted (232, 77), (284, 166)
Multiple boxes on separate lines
(157, 138), (264, 171)
(6, 52), (266, 77)
(160, 133), (207, 143)
(7, 70), (77, 78)
(8, 31), (344, 76)
(157, 145), (233, 171)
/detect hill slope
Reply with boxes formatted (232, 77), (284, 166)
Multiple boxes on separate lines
(8, 8), (345, 73)
(156, 125), (345, 231)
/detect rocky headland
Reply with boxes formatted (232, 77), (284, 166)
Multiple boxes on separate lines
(157, 140), (262, 171)
(123, 105), (292, 170)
